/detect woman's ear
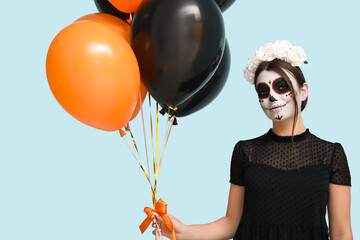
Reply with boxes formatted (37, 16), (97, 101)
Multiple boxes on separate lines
(300, 82), (309, 101)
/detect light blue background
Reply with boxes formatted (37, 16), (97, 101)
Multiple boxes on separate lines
(0, 0), (359, 239)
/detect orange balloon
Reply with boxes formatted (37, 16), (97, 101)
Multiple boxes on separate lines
(129, 82), (148, 121)
(75, 13), (131, 42)
(46, 21), (140, 131)
(108, 0), (142, 13)
(74, 13), (144, 122)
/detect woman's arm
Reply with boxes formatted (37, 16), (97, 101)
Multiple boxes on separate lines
(328, 184), (353, 240)
(184, 184), (244, 240)
(152, 184), (245, 240)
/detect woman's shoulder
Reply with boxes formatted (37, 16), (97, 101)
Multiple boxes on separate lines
(308, 130), (343, 147)
(232, 131), (270, 148)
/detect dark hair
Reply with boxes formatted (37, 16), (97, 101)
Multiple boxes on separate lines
(254, 58), (308, 144)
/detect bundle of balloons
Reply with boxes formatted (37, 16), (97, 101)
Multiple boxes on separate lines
(46, 0), (234, 238)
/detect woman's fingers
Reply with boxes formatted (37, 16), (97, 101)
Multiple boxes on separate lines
(152, 227), (163, 236)
(152, 222), (162, 228)
(152, 213), (165, 225)
(152, 212), (161, 220)
(151, 213), (173, 238)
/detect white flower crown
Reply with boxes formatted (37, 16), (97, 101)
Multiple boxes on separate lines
(243, 40), (308, 84)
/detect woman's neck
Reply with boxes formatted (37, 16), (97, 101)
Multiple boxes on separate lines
(272, 113), (306, 136)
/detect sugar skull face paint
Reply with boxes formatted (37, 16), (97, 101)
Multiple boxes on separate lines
(256, 70), (302, 122)
(256, 77), (291, 100)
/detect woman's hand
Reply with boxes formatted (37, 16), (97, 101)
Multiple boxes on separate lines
(151, 212), (187, 240)
(148, 185), (244, 240)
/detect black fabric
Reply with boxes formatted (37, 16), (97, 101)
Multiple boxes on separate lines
(230, 129), (351, 240)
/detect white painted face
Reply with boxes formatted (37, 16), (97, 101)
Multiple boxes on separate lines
(255, 70), (305, 122)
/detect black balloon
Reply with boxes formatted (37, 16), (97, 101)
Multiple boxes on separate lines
(213, 0), (236, 12)
(161, 40), (230, 117)
(131, 0), (225, 107)
(94, 0), (131, 23)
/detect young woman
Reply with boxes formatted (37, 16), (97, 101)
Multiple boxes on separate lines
(150, 41), (353, 240)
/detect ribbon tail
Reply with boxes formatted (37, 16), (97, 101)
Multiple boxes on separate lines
(161, 214), (176, 240)
(171, 229), (176, 240)
(139, 217), (152, 234)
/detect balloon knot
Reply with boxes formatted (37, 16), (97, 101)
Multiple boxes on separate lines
(173, 117), (178, 126)
(159, 107), (167, 115)
(119, 129), (126, 137)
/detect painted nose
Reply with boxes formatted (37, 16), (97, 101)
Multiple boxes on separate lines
(269, 94), (277, 102)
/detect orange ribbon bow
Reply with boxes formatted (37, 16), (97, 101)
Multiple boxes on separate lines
(139, 198), (176, 240)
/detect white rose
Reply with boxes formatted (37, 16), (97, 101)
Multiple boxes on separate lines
(287, 46), (307, 66)
(273, 40), (292, 60)
(256, 43), (275, 61)
(244, 68), (255, 84)
(247, 55), (262, 71)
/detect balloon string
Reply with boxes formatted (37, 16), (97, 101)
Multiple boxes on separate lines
(149, 95), (155, 175)
(165, 112), (172, 141)
(139, 92), (151, 180)
(140, 94), (157, 207)
(139, 93), (158, 207)
(153, 103), (159, 204)
(122, 137), (153, 190)
(164, 108), (170, 142)
(148, 96), (157, 207)
(155, 103), (159, 174)
(127, 124), (140, 156)
(125, 124), (149, 181)
(122, 133), (157, 206)
(157, 115), (175, 180)
(155, 222), (164, 240)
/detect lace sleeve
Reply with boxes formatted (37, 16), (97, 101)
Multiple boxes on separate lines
(330, 143), (351, 186)
(230, 141), (245, 186)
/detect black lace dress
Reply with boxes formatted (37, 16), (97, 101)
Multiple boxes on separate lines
(230, 129), (351, 240)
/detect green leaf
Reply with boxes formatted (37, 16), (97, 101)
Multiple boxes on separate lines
(303, 61), (308, 64)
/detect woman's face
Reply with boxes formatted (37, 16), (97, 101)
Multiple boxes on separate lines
(255, 70), (303, 122)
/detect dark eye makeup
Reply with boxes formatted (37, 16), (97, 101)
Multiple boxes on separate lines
(256, 77), (291, 99)
(256, 83), (270, 99)
(272, 77), (290, 94)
